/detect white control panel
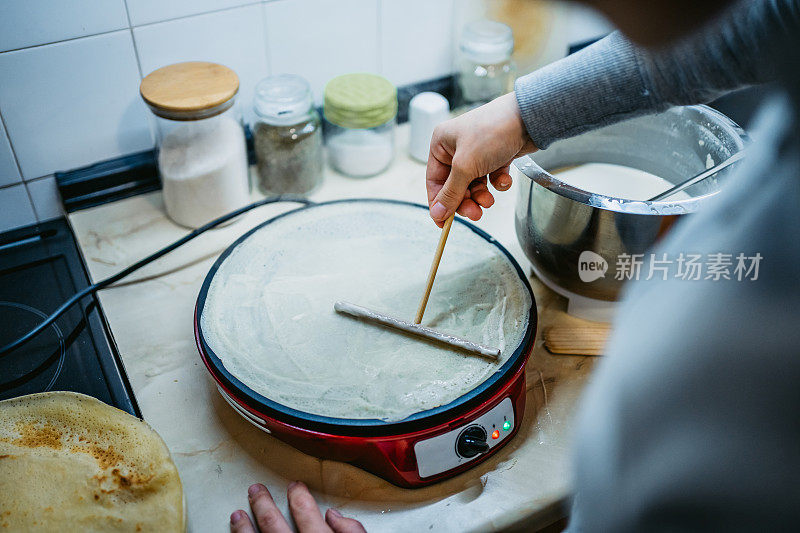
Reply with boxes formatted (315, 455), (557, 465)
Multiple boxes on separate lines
(414, 397), (515, 478)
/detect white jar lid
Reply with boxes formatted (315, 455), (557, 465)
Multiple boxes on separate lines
(408, 92), (450, 162)
(460, 20), (514, 65)
(254, 74), (314, 125)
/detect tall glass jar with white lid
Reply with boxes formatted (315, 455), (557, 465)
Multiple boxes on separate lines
(457, 20), (516, 107)
(252, 74), (323, 195)
(140, 61), (249, 229)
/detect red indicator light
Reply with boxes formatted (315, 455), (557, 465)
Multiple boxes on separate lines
(491, 430), (500, 440)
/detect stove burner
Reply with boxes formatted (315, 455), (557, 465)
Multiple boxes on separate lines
(0, 219), (138, 415)
(0, 301), (65, 394)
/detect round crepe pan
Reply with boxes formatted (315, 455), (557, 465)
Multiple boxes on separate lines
(194, 199), (537, 438)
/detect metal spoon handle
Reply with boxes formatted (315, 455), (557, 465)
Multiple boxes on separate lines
(648, 150), (746, 202)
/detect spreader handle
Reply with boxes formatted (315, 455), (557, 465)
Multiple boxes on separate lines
(335, 301), (500, 359)
(414, 213), (455, 324)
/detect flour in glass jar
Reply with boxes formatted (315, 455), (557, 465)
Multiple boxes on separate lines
(158, 115), (250, 228)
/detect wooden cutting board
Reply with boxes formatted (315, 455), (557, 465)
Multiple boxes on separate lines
(543, 323), (611, 356)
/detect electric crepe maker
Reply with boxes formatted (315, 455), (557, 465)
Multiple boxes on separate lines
(194, 199), (537, 488)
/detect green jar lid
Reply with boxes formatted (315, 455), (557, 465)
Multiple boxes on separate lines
(324, 73), (397, 129)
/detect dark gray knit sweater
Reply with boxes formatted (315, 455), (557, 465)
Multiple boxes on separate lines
(513, 1), (800, 531)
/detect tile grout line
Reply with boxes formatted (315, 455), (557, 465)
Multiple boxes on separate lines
(260, 1), (272, 77)
(0, 27), (128, 54)
(129, 1), (262, 30)
(23, 181), (42, 221)
(122, 0), (145, 79)
(0, 106), (27, 185)
(376, 0), (383, 74)
(0, 174), (54, 192)
(27, 174), (64, 221)
(1, 103), (60, 221)
(0, 2), (262, 55)
(0, 181), (22, 192)
(26, 174), (54, 184)
(123, 0), (158, 153)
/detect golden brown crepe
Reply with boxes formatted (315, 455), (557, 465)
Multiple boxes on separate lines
(0, 392), (184, 532)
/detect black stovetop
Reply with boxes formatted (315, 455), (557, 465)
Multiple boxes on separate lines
(0, 218), (139, 416)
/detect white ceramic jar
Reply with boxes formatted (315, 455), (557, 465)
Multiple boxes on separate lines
(408, 92), (450, 162)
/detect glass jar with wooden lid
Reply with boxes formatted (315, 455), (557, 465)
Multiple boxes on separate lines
(140, 61), (249, 229)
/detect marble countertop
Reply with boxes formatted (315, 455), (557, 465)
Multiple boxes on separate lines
(68, 125), (596, 532)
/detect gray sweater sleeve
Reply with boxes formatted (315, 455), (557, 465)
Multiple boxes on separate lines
(515, 0), (792, 149)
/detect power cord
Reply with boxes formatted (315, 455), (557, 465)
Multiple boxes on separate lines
(0, 196), (312, 357)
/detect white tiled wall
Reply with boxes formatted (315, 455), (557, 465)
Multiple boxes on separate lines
(0, 0), (129, 52)
(0, 184), (37, 233)
(125, 0), (256, 26)
(380, 0), (455, 87)
(26, 176), (64, 222)
(0, 0), (606, 232)
(265, 0), (381, 106)
(0, 31), (153, 180)
(133, 4), (269, 124)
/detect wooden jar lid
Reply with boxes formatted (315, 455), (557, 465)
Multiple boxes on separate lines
(140, 61), (239, 120)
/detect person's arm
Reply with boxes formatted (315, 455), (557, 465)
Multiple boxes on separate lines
(515, 0), (790, 149)
(426, 0), (793, 224)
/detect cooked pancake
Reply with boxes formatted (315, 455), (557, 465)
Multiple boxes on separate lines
(0, 392), (184, 532)
(200, 201), (532, 421)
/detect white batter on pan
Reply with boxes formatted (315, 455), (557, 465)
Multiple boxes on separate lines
(200, 202), (531, 422)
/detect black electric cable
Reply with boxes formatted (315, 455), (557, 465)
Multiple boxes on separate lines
(0, 196), (312, 357)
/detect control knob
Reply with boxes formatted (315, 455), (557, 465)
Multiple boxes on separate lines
(456, 425), (490, 458)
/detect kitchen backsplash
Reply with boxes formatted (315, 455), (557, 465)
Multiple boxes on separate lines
(0, 0), (612, 232)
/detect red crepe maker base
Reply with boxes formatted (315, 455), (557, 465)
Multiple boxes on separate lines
(193, 199), (537, 488)
(198, 332), (529, 488)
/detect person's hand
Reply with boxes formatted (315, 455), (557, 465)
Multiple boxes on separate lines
(230, 482), (366, 533)
(426, 92), (537, 227)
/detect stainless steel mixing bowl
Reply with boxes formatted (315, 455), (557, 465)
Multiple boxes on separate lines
(513, 105), (748, 316)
